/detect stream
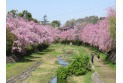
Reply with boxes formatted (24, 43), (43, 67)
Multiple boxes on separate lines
(51, 56), (69, 83)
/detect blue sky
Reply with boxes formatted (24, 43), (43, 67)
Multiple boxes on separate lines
(6, 0), (115, 24)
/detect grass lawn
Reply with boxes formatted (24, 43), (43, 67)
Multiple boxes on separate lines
(67, 71), (92, 83)
(6, 53), (44, 79)
(7, 43), (115, 83)
(83, 45), (116, 83)
(7, 62), (35, 79)
(25, 43), (92, 83)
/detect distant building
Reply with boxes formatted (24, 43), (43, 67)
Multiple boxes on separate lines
(100, 17), (105, 20)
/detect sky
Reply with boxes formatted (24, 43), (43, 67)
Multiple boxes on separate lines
(6, 0), (115, 25)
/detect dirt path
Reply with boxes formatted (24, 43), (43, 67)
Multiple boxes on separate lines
(85, 47), (116, 83)
(93, 58), (116, 83)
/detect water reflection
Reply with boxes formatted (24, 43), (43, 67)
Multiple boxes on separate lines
(51, 56), (69, 83)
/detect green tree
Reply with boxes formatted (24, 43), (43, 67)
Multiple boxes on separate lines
(109, 16), (116, 46)
(84, 16), (99, 24)
(6, 28), (16, 55)
(18, 12), (23, 17)
(20, 10), (33, 21)
(51, 20), (61, 28)
(8, 10), (18, 17)
(8, 10), (39, 24)
(42, 15), (49, 25)
(32, 19), (38, 23)
(76, 16), (99, 25)
(65, 19), (76, 27)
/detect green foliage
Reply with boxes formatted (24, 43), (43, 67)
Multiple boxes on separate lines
(85, 16), (99, 24)
(32, 19), (38, 23)
(84, 72), (92, 83)
(57, 67), (68, 79)
(19, 10), (33, 21)
(42, 15), (49, 25)
(37, 44), (49, 51)
(67, 55), (91, 76)
(8, 10), (18, 17)
(109, 16), (116, 45)
(65, 16), (99, 27)
(88, 45), (116, 69)
(64, 16), (100, 28)
(57, 53), (91, 82)
(25, 45), (33, 55)
(77, 16), (99, 24)
(6, 28), (16, 55)
(57, 67), (68, 83)
(25, 45), (33, 51)
(65, 19), (76, 27)
(51, 20), (61, 28)
(18, 13), (23, 17)
(57, 78), (67, 83)
(8, 10), (38, 23)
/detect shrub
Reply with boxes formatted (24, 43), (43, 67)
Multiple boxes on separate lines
(57, 67), (68, 79)
(57, 78), (67, 83)
(67, 54), (91, 76)
(57, 53), (91, 83)
(6, 28), (16, 55)
(25, 45), (33, 55)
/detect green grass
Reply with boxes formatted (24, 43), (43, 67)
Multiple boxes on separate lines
(25, 43), (93, 83)
(26, 65), (58, 83)
(9, 43), (116, 83)
(86, 46), (116, 83)
(6, 52), (45, 79)
(6, 62), (35, 79)
(85, 45), (116, 70)
(67, 76), (77, 83)
(7, 43), (116, 83)
(99, 52), (116, 70)
(25, 44), (61, 83)
(84, 72), (93, 83)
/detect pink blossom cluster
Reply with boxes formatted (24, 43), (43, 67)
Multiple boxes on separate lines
(107, 7), (116, 17)
(7, 15), (58, 52)
(59, 28), (78, 41)
(78, 8), (115, 52)
(59, 8), (115, 52)
(59, 18), (114, 52)
(6, 8), (115, 53)
(78, 18), (114, 52)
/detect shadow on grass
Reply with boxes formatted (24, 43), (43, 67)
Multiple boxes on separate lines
(25, 55), (41, 59)
(37, 52), (47, 55)
(42, 48), (55, 52)
(17, 58), (35, 63)
(15, 48), (55, 63)
(37, 48), (55, 55)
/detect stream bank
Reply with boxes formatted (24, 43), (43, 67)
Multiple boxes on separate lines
(51, 56), (69, 83)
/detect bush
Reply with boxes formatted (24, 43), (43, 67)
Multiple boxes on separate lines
(25, 45), (33, 55)
(57, 53), (91, 82)
(67, 54), (91, 76)
(6, 28), (16, 55)
(57, 67), (68, 79)
(57, 78), (67, 83)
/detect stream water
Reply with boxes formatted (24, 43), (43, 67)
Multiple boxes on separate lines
(51, 56), (69, 83)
